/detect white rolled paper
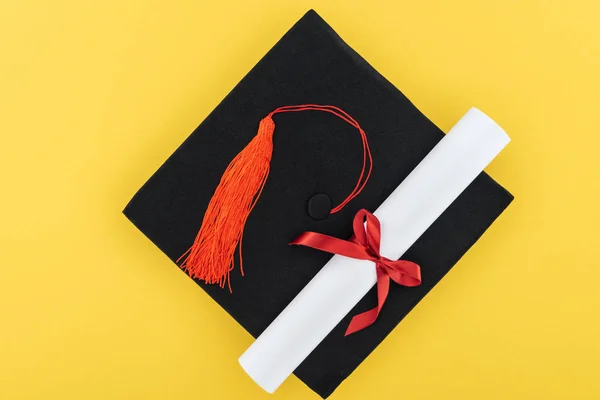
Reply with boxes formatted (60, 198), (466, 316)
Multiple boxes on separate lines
(239, 108), (510, 393)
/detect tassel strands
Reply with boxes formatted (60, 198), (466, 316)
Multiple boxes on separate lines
(178, 105), (372, 290)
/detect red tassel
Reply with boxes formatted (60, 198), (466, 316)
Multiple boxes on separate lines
(178, 105), (372, 291)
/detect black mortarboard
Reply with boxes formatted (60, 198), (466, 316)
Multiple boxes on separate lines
(123, 9), (513, 398)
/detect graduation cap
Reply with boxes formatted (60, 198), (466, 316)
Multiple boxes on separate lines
(123, 9), (513, 398)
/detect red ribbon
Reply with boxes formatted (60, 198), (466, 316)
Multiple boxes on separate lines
(291, 209), (421, 336)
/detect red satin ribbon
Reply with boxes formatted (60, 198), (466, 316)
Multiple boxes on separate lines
(291, 209), (421, 336)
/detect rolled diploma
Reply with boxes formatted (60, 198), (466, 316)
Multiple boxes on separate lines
(239, 108), (510, 393)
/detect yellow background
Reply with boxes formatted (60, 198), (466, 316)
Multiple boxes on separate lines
(1, 0), (599, 399)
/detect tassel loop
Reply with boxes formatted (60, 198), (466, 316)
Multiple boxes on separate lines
(178, 105), (372, 291)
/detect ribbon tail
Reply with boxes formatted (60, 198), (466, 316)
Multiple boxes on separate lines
(291, 232), (372, 260)
(345, 269), (390, 336)
(345, 307), (379, 336)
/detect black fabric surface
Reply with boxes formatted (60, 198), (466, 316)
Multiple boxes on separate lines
(123, 9), (513, 398)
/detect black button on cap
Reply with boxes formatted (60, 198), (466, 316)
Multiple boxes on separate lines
(308, 193), (332, 220)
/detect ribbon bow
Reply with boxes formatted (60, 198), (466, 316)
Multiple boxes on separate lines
(291, 209), (421, 336)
